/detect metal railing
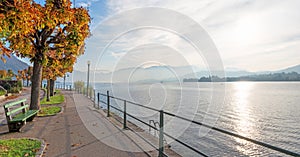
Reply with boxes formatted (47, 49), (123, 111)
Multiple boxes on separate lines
(55, 84), (72, 90)
(82, 90), (300, 157)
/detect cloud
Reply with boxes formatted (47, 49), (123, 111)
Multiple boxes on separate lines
(86, 21), (209, 71)
(76, 0), (102, 7)
(111, 51), (126, 58)
(75, 0), (300, 72)
(77, 2), (91, 8)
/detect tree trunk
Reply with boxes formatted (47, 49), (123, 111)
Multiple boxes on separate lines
(46, 79), (50, 101)
(50, 79), (55, 96)
(30, 60), (43, 110)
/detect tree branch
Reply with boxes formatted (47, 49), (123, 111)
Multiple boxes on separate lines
(47, 25), (68, 44)
(34, 31), (40, 46)
(49, 46), (65, 50)
(29, 38), (37, 47)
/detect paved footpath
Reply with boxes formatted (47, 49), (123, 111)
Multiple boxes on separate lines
(0, 91), (173, 157)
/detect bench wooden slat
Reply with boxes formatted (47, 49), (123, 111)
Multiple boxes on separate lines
(6, 105), (29, 116)
(4, 99), (27, 108)
(11, 110), (39, 122)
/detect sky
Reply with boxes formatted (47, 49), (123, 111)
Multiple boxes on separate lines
(32, 0), (300, 73)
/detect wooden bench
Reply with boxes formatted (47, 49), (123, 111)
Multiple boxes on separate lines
(3, 99), (39, 132)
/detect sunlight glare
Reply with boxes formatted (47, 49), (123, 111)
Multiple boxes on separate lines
(234, 15), (263, 46)
(233, 82), (259, 155)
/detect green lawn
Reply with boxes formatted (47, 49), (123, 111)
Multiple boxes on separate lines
(0, 138), (41, 157)
(38, 106), (61, 117)
(40, 90), (64, 105)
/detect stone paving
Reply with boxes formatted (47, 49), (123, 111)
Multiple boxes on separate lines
(0, 90), (180, 157)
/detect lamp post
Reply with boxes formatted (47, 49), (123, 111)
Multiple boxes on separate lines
(63, 74), (66, 89)
(63, 74), (69, 90)
(87, 60), (90, 97)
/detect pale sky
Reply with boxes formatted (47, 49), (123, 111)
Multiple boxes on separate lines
(35, 0), (300, 72)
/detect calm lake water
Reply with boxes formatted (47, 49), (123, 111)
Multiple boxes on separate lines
(94, 82), (300, 156)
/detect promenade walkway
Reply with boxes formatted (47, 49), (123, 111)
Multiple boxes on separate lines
(0, 91), (177, 157)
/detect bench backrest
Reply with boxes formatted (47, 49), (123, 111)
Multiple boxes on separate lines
(4, 99), (27, 109)
(4, 98), (28, 117)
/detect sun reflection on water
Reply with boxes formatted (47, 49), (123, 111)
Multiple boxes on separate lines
(233, 82), (260, 155)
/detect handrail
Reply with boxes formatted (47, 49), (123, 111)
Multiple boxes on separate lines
(100, 94), (161, 112)
(89, 90), (300, 156)
(98, 95), (168, 156)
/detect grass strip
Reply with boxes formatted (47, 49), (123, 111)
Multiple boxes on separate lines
(0, 138), (41, 157)
(41, 90), (64, 105)
(38, 106), (61, 117)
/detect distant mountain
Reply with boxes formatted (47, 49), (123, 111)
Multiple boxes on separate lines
(69, 64), (300, 83)
(183, 70), (254, 78)
(0, 55), (29, 74)
(68, 65), (195, 83)
(184, 64), (300, 78)
(276, 64), (300, 73)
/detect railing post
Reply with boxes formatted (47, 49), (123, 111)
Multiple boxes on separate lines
(159, 110), (164, 157)
(94, 89), (96, 102)
(123, 100), (127, 129)
(107, 91), (110, 117)
(87, 88), (88, 96)
(93, 89), (96, 107)
(97, 92), (100, 109)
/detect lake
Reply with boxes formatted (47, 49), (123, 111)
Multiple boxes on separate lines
(94, 82), (300, 156)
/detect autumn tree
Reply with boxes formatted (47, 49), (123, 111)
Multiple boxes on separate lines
(17, 68), (31, 86)
(17, 67), (33, 86)
(0, 69), (13, 80)
(44, 43), (85, 100)
(0, 0), (90, 109)
(2, 69), (15, 80)
(16, 69), (27, 85)
(0, 70), (7, 79)
(25, 66), (33, 86)
(43, 46), (81, 101)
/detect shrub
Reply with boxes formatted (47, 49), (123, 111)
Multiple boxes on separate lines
(74, 81), (84, 92)
(0, 90), (6, 96)
(17, 80), (22, 88)
(9, 87), (21, 93)
(3, 83), (11, 91)
(0, 80), (22, 93)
